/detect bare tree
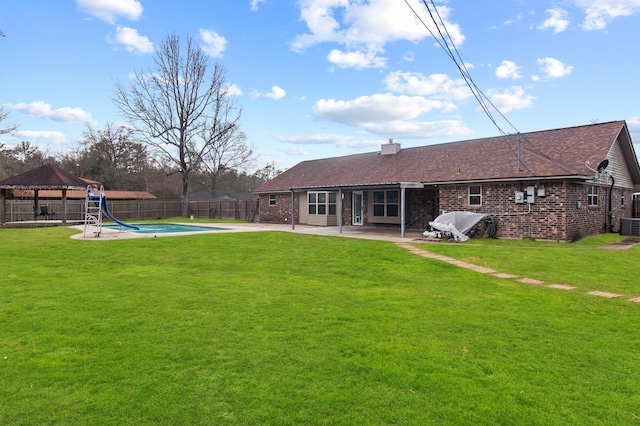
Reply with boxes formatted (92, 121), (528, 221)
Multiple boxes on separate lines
(81, 124), (148, 189)
(114, 34), (242, 216)
(0, 107), (16, 136)
(200, 125), (255, 197)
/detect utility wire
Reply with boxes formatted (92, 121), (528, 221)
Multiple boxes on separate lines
(404, 0), (501, 133)
(406, 0), (575, 175)
(423, 0), (514, 135)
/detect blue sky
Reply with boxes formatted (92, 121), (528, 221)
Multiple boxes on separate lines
(1, 0), (640, 171)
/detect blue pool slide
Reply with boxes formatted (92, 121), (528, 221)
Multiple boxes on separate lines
(88, 193), (139, 230)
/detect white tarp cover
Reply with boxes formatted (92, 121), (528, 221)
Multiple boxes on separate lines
(427, 211), (487, 242)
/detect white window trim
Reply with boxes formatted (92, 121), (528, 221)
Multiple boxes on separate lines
(372, 190), (399, 217)
(469, 185), (482, 206)
(587, 185), (598, 206)
(307, 191), (337, 216)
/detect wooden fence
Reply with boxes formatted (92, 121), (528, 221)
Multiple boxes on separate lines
(2, 198), (259, 223)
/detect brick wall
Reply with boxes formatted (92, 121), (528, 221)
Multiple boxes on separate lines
(258, 193), (297, 224)
(260, 182), (633, 241)
(438, 180), (633, 241)
(405, 188), (438, 230)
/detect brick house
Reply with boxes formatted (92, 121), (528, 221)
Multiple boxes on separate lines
(253, 121), (640, 241)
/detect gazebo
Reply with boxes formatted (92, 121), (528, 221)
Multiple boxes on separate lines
(0, 163), (88, 226)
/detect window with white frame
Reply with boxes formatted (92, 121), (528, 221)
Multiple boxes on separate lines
(269, 194), (276, 206)
(308, 192), (337, 215)
(469, 185), (482, 206)
(372, 190), (399, 217)
(587, 185), (598, 206)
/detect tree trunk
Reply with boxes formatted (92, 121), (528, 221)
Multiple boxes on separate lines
(181, 171), (189, 217)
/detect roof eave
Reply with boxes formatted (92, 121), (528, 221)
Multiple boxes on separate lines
(0, 184), (88, 190)
(424, 174), (593, 186)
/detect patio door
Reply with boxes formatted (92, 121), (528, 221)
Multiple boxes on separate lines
(352, 191), (363, 225)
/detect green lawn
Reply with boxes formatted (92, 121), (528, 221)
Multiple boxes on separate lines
(412, 234), (640, 296)
(1, 226), (639, 425)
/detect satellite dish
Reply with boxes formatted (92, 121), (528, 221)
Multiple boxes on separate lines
(597, 159), (609, 173)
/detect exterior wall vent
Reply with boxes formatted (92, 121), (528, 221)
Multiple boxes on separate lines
(381, 138), (401, 155)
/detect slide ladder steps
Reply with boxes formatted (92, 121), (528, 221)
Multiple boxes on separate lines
(83, 185), (139, 237)
(83, 185), (103, 237)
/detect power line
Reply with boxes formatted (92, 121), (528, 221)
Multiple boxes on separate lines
(403, 0), (502, 133)
(405, 0), (577, 175)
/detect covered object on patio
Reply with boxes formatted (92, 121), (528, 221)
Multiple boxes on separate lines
(0, 163), (88, 226)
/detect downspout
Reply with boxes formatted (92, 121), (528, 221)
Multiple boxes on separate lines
(290, 190), (295, 230)
(608, 174), (615, 231)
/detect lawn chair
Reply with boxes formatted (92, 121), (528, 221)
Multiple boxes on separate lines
(38, 205), (55, 221)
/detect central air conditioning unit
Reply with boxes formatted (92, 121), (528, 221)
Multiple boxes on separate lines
(620, 218), (640, 236)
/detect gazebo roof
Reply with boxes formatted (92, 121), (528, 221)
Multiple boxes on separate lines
(0, 163), (88, 190)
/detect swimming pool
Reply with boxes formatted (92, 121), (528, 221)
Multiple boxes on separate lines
(103, 223), (226, 234)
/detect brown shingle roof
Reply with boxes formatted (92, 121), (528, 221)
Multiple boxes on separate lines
(255, 121), (637, 192)
(0, 163), (88, 189)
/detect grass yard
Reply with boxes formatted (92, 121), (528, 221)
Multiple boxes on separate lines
(412, 234), (640, 296)
(1, 226), (640, 425)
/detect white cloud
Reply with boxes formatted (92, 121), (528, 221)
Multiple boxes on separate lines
(628, 116), (640, 129)
(537, 57), (573, 78)
(110, 26), (153, 54)
(363, 119), (471, 138)
(276, 133), (378, 148)
(77, 0), (143, 24)
(402, 51), (415, 62)
(200, 29), (228, 58)
(259, 86), (286, 100)
(311, 93), (472, 138)
(628, 116), (640, 143)
(281, 146), (309, 156)
(503, 13), (525, 26)
(13, 130), (68, 145)
(384, 71), (471, 102)
(291, 0), (464, 69)
(486, 86), (534, 114)
(313, 93), (449, 124)
(7, 101), (97, 126)
(576, 0), (640, 30)
(224, 83), (243, 97)
(327, 48), (386, 69)
(495, 60), (523, 79)
(538, 8), (570, 34)
(250, 0), (266, 12)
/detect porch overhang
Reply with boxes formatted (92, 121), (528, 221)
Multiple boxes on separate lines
(288, 182), (424, 238)
(288, 181), (424, 192)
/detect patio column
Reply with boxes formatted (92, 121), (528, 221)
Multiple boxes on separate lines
(338, 189), (343, 234)
(61, 189), (68, 225)
(290, 189), (295, 230)
(1, 188), (6, 226)
(401, 186), (406, 238)
(34, 189), (39, 221)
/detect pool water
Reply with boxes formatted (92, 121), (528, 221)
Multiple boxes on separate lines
(103, 223), (225, 234)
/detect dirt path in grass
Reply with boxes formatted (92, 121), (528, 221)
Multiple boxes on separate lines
(396, 240), (640, 304)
